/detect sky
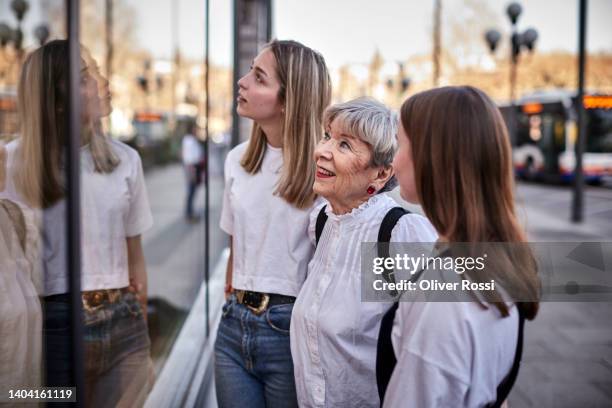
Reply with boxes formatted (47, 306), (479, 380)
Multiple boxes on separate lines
(2, 0), (611, 68)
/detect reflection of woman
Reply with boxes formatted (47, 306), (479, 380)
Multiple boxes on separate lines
(2, 40), (153, 407)
(215, 40), (331, 408)
(289, 98), (437, 407)
(1, 147), (42, 407)
(383, 86), (540, 407)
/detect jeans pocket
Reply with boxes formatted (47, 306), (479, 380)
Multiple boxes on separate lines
(265, 303), (293, 335)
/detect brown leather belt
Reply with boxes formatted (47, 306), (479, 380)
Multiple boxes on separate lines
(45, 288), (132, 311)
(235, 290), (295, 315)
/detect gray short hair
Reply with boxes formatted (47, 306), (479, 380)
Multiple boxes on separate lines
(324, 97), (398, 192)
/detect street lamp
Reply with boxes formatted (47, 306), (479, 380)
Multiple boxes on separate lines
(10, 0), (29, 52)
(1, 0), (49, 56)
(484, 2), (539, 103)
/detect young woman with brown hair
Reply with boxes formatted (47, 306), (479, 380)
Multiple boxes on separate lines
(214, 40), (331, 408)
(382, 85), (540, 407)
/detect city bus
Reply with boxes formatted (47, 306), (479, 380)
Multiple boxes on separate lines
(501, 91), (612, 184)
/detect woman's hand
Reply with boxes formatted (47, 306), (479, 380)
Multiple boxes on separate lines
(127, 235), (148, 324)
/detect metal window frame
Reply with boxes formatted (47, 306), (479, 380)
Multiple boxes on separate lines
(66, 0), (85, 406)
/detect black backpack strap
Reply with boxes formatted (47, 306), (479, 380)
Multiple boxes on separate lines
(487, 305), (526, 407)
(376, 301), (399, 404)
(315, 205), (328, 246)
(377, 207), (409, 298)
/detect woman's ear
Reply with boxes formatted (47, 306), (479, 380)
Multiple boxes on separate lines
(373, 165), (393, 190)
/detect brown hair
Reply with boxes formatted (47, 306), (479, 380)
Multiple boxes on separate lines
(240, 40), (332, 209)
(400, 86), (539, 320)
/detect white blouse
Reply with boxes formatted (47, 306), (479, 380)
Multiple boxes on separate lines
(290, 194), (438, 408)
(220, 142), (317, 297)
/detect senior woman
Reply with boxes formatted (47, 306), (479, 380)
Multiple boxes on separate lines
(290, 97), (437, 407)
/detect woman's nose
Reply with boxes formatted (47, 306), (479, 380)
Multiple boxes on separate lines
(237, 74), (247, 89)
(315, 142), (333, 160)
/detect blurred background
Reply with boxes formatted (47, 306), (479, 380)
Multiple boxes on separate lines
(0, 0), (610, 407)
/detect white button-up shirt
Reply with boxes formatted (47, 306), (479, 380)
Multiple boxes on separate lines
(290, 194), (438, 407)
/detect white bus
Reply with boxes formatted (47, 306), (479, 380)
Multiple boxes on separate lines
(501, 91), (612, 184)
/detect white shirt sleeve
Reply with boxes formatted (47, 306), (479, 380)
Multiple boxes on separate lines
(125, 152), (153, 237)
(219, 151), (234, 235)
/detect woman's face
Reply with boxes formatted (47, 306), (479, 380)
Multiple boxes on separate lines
(80, 61), (102, 123)
(392, 123), (419, 204)
(236, 48), (284, 125)
(314, 118), (383, 208)
(82, 49), (112, 117)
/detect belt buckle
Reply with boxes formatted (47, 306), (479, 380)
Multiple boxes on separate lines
(82, 291), (105, 312)
(247, 294), (269, 315)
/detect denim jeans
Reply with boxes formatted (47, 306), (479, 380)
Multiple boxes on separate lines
(44, 291), (152, 408)
(214, 294), (298, 408)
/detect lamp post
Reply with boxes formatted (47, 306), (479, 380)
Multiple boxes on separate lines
(484, 2), (538, 105)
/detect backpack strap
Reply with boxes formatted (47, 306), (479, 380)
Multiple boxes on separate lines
(315, 205), (328, 246)
(377, 207), (409, 298)
(376, 301), (400, 404)
(487, 305), (526, 407)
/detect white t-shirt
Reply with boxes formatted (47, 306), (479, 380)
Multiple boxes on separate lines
(290, 194), (438, 408)
(219, 141), (315, 297)
(0, 138), (153, 295)
(181, 134), (202, 166)
(384, 291), (519, 408)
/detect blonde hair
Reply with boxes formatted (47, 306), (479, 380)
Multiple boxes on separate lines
(240, 40), (331, 209)
(15, 40), (119, 209)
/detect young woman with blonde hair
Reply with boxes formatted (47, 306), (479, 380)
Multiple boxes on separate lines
(1, 40), (152, 407)
(380, 85), (540, 407)
(214, 39), (331, 407)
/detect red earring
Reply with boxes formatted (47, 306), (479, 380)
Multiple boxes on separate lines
(367, 186), (375, 195)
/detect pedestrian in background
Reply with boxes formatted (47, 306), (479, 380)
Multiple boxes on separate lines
(381, 85), (540, 407)
(214, 40), (331, 408)
(181, 121), (203, 222)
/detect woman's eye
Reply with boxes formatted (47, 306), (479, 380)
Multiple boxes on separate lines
(323, 132), (331, 140)
(340, 141), (351, 149)
(255, 74), (262, 83)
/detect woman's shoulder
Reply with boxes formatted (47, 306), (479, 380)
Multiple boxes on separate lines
(390, 206), (438, 242)
(226, 141), (249, 164)
(108, 138), (140, 161)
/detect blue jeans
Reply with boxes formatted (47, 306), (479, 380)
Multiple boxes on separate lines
(214, 294), (298, 408)
(44, 291), (151, 407)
